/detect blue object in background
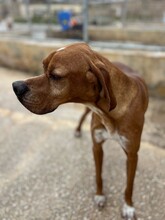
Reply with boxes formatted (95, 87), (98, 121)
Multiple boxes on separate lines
(58, 10), (72, 31)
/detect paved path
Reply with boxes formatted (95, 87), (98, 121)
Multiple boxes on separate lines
(0, 68), (165, 220)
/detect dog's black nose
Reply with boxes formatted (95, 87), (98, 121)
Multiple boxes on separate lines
(12, 81), (29, 97)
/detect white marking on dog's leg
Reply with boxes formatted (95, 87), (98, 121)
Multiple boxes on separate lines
(94, 195), (106, 208)
(118, 135), (129, 150)
(94, 128), (108, 143)
(122, 203), (136, 219)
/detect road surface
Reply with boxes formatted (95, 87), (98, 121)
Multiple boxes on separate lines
(0, 68), (165, 220)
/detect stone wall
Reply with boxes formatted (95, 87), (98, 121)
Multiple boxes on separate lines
(0, 39), (53, 75)
(47, 26), (165, 46)
(89, 26), (165, 46)
(0, 37), (164, 97)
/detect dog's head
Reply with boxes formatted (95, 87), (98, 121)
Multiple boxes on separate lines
(12, 43), (116, 114)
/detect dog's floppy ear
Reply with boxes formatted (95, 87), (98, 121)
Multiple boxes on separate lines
(89, 61), (116, 111)
(42, 51), (56, 70)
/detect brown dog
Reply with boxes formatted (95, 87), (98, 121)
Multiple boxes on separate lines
(12, 43), (148, 219)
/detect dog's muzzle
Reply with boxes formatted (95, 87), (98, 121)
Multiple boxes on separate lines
(12, 81), (29, 98)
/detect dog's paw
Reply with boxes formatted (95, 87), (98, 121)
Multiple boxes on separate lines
(94, 195), (106, 208)
(122, 203), (137, 220)
(74, 130), (82, 138)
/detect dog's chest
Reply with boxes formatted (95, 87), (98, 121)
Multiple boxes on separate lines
(87, 104), (128, 148)
(94, 128), (128, 149)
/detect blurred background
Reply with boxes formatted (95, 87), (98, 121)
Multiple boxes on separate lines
(0, 1), (165, 220)
(0, 0), (165, 90)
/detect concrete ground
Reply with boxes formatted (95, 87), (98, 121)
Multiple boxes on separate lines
(0, 68), (165, 220)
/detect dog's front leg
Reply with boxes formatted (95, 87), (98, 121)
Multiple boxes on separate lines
(91, 113), (106, 208)
(93, 141), (106, 208)
(122, 150), (138, 220)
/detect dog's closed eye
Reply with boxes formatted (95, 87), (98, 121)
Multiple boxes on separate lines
(49, 73), (63, 81)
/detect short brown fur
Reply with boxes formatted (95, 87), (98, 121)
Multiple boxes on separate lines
(12, 43), (148, 220)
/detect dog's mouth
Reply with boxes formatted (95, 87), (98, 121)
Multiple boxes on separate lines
(12, 81), (59, 115)
(13, 90), (56, 115)
(19, 96), (58, 115)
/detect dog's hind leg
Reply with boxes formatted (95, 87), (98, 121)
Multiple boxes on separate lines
(74, 107), (90, 137)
